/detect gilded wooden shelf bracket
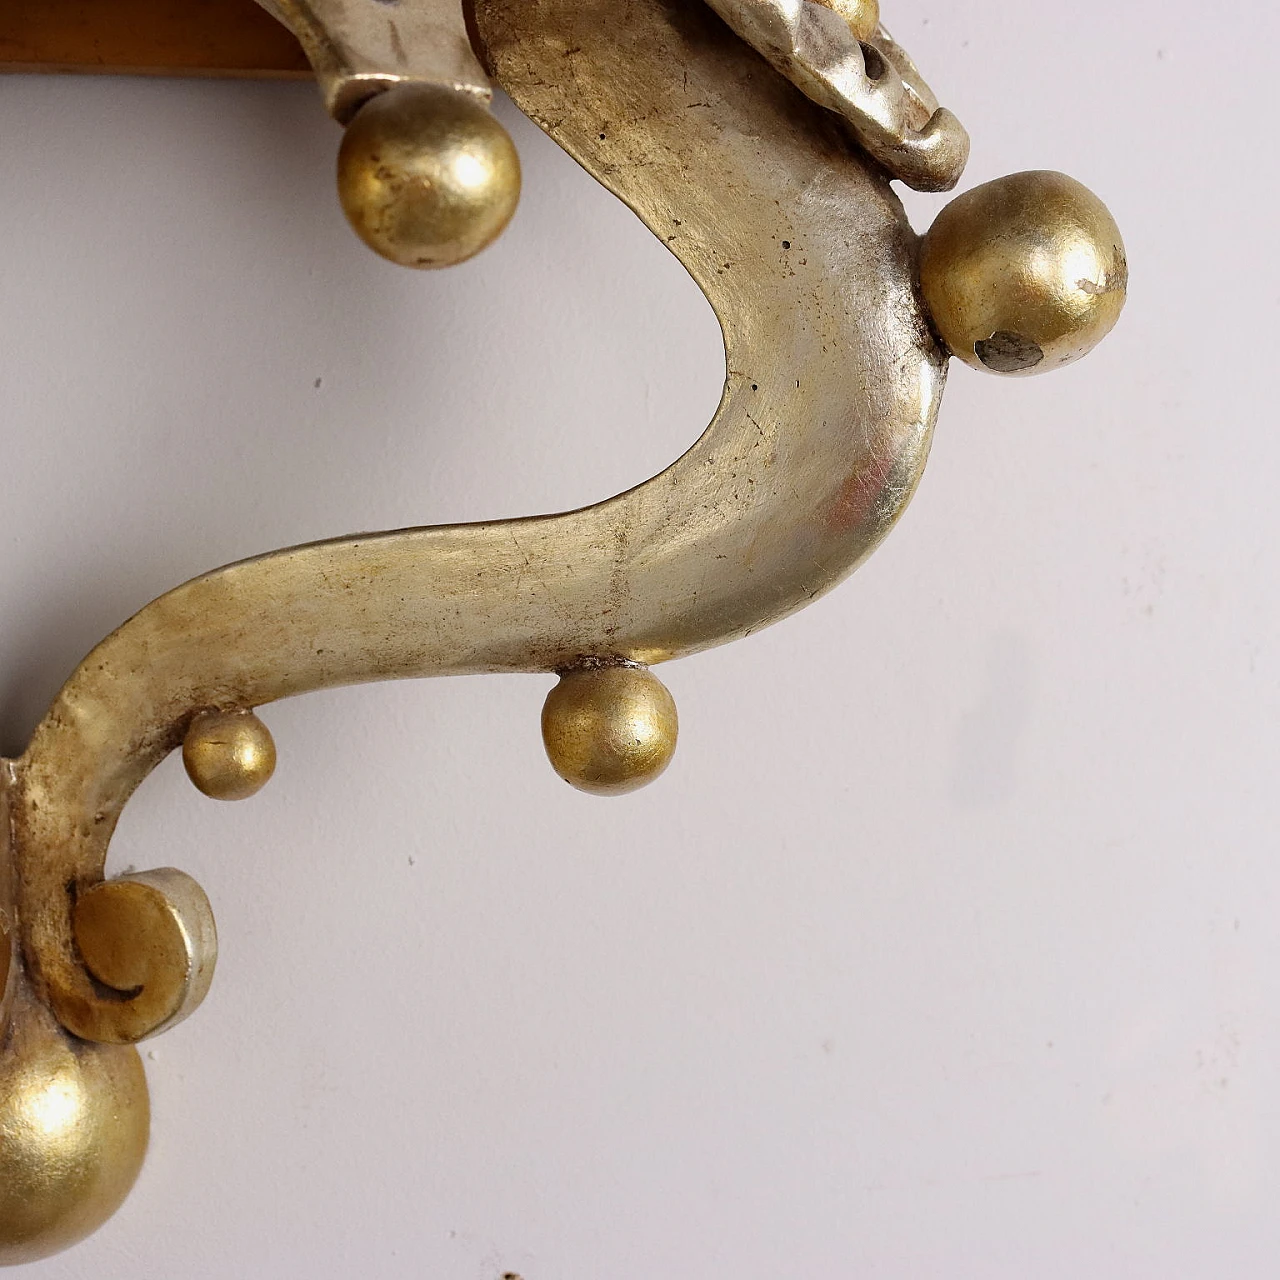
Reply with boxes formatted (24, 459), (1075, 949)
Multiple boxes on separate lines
(0, 0), (1127, 1262)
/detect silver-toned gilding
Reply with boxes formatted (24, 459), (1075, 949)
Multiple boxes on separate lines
(256, 0), (491, 122)
(10, 0), (945, 1046)
(0, 0), (1131, 1263)
(704, 0), (969, 190)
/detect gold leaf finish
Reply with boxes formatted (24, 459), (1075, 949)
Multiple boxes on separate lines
(542, 667), (679, 796)
(0, 983), (149, 1265)
(183, 709), (277, 801)
(920, 170), (1127, 375)
(337, 82), (522, 269)
(0, 770), (15, 1042)
(69, 871), (217, 1045)
(819, 0), (881, 42)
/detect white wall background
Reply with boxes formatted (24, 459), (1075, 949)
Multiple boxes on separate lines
(2, 1), (1277, 1275)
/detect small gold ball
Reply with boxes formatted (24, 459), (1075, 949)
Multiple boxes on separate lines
(337, 83), (521, 269)
(0, 991), (149, 1265)
(919, 170), (1127, 375)
(818, 0), (881, 41)
(183, 709), (276, 801)
(542, 666), (678, 796)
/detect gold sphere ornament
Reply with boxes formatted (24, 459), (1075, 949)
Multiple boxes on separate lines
(818, 0), (881, 42)
(337, 83), (522, 269)
(919, 170), (1127, 375)
(542, 666), (679, 796)
(183, 708), (277, 801)
(0, 988), (149, 1265)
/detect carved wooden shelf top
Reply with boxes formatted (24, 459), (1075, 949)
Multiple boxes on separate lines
(0, 0), (309, 77)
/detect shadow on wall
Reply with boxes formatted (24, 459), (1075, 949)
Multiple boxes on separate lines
(0, 77), (721, 758)
(0, 80), (341, 756)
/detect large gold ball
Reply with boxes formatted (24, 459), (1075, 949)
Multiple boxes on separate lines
(0, 990), (149, 1265)
(818, 0), (881, 41)
(183, 709), (276, 801)
(337, 84), (521, 269)
(542, 666), (678, 796)
(919, 170), (1127, 375)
